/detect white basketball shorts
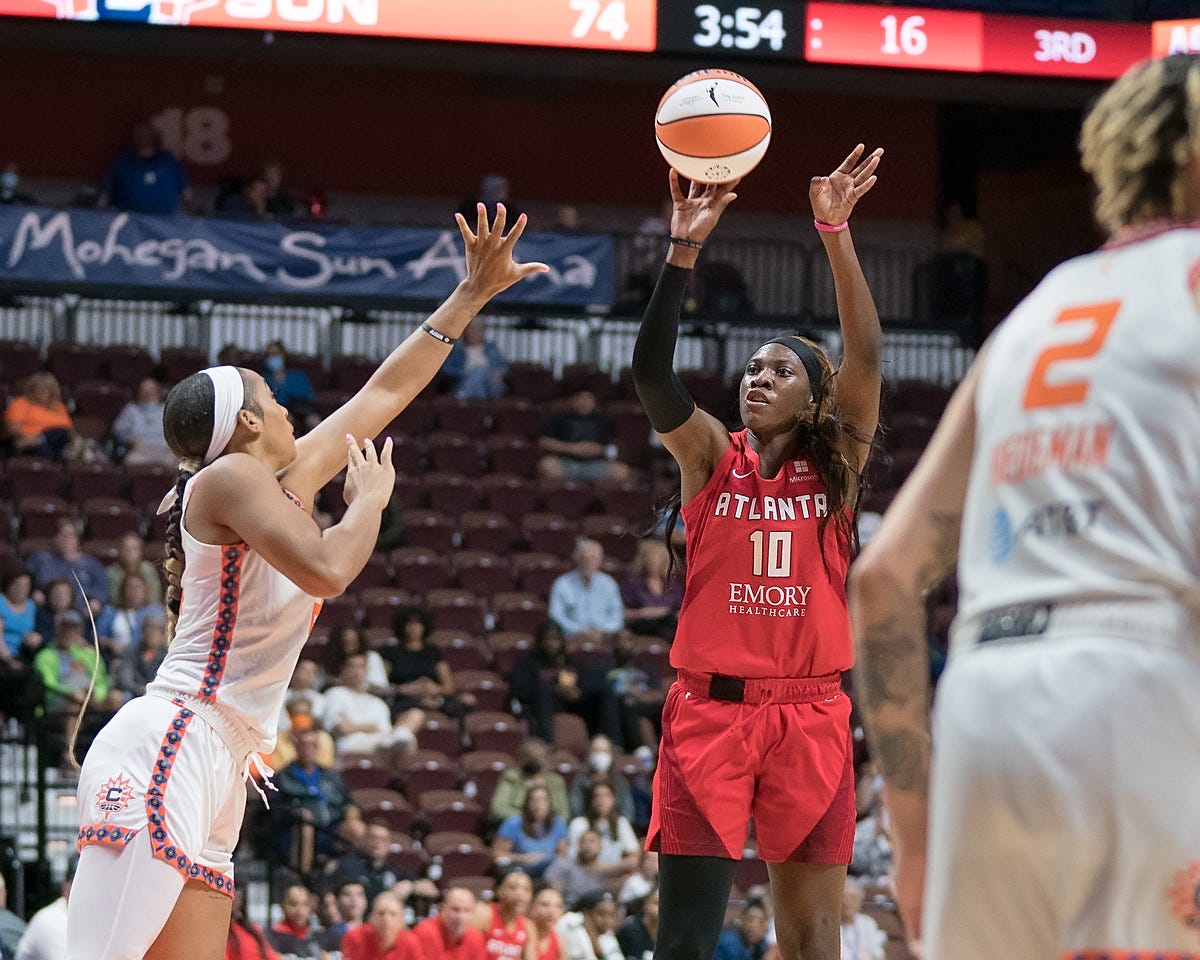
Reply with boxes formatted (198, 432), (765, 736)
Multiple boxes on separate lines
(923, 633), (1200, 960)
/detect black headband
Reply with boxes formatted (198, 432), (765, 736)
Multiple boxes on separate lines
(763, 336), (825, 404)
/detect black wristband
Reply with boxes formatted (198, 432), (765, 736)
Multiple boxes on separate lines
(421, 321), (457, 345)
(668, 235), (704, 250)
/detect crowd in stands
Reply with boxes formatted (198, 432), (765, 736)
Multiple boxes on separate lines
(0, 326), (949, 960)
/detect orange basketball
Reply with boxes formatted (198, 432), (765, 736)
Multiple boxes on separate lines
(654, 69), (772, 184)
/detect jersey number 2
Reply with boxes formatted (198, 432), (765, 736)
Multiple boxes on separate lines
(1021, 301), (1120, 410)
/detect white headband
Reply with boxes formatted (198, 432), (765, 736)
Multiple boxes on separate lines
(202, 366), (245, 465)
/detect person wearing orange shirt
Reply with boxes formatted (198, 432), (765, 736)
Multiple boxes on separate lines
(412, 888), (487, 960)
(4, 372), (73, 460)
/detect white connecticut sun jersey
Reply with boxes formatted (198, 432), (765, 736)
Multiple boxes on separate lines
(954, 224), (1200, 652)
(146, 473), (322, 757)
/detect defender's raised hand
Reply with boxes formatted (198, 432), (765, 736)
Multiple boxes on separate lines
(810, 144), (883, 227)
(454, 202), (550, 301)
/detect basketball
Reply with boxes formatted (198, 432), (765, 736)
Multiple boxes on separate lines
(654, 69), (772, 184)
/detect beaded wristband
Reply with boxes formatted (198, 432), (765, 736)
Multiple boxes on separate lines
(814, 219), (849, 233)
(669, 235), (704, 249)
(421, 321), (457, 345)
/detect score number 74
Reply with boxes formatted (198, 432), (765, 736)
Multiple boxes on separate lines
(570, 0), (630, 40)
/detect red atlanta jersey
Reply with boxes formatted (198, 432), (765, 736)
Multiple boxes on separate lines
(673, 430), (852, 679)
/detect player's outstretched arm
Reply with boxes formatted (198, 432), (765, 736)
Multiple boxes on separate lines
(846, 353), (980, 947)
(281, 204), (549, 503)
(194, 435), (395, 598)
(633, 170), (737, 504)
(811, 144), (884, 469)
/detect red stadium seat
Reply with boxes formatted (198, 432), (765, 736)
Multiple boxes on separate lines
(385, 398), (436, 436)
(101, 344), (156, 389)
(348, 554), (393, 592)
(330, 354), (376, 391)
(512, 553), (569, 597)
(561, 363), (614, 400)
(82, 498), (142, 539)
(460, 751), (514, 804)
(458, 512), (517, 554)
(7, 458), (65, 501)
(506, 362), (559, 403)
(159, 347), (208, 384)
(480, 472), (541, 520)
(340, 756), (393, 792)
(419, 712), (463, 758)
(418, 791), (485, 836)
(593, 480), (655, 527)
(125, 464), (175, 508)
(491, 592), (548, 635)
(427, 433), (484, 475)
(390, 471), (428, 511)
(386, 837), (430, 878)
(463, 711), (526, 755)
(390, 547), (455, 595)
(454, 670), (509, 713)
(403, 511), (458, 554)
(82, 538), (123, 565)
(552, 713), (591, 759)
(360, 587), (417, 629)
(491, 397), (541, 438)
(314, 594), (358, 631)
(72, 379), (131, 422)
(425, 473), (484, 514)
(426, 588), (486, 635)
(581, 515), (638, 563)
(68, 462), (128, 502)
(538, 479), (596, 521)
(433, 397), (492, 435)
(396, 751), (461, 799)
(520, 513), (578, 558)
(0, 341), (43, 382)
(429, 630), (491, 673)
(487, 631), (534, 678)
(451, 550), (516, 596)
(47, 341), (106, 382)
(72, 416), (111, 443)
(18, 495), (72, 539)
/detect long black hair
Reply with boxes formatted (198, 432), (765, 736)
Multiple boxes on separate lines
(160, 368), (261, 644)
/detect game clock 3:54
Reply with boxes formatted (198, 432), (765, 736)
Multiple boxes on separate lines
(657, 1), (797, 57)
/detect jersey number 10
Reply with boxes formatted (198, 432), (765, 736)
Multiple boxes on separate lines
(749, 530), (793, 577)
(1022, 301), (1120, 410)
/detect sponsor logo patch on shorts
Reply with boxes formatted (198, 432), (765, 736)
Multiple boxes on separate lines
(95, 773), (136, 820)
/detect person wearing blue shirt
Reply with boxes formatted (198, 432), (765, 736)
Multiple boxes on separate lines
(99, 122), (192, 216)
(714, 900), (770, 960)
(492, 783), (568, 878)
(439, 317), (509, 399)
(263, 340), (318, 429)
(26, 519), (110, 618)
(548, 539), (624, 641)
(0, 570), (36, 658)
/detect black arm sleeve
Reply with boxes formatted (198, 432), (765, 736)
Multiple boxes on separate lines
(632, 263), (697, 434)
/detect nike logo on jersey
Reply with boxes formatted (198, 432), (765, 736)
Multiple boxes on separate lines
(732, 468), (755, 479)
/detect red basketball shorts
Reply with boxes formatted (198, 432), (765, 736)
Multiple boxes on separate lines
(647, 671), (855, 864)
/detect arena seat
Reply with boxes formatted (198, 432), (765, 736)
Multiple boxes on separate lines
(427, 433), (484, 475)
(48, 341), (106, 382)
(581, 515), (638, 563)
(7, 458), (65, 501)
(486, 631), (534, 677)
(72, 379), (131, 422)
(67, 461), (127, 502)
(520, 513), (578, 557)
(360, 587), (418, 629)
(402, 511), (458, 554)
(426, 588), (487, 635)
(458, 512), (518, 554)
(463, 711), (526, 755)
(330, 354), (376, 391)
(418, 712), (463, 758)
(397, 751), (462, 798)
(384, 398), (436, 436)
(125, 464), (175, 507)
(451, 550), (516, 596)
(479, 472), (540, 520)
(552, 713), (591, 759)
(340, 756), (393, 792)
(506, 362), (559, 403)
(454, 671), (509, 714)
(18, 495), (72, 539)
(460, 751), (513, 803)
(429, 629), (491, 673)
(512, 553), (568, 597)
(348, 554), (393, 592)
(314, 594), (358, 630)
(391, 547), (455, 595)
(425, 473), (484, 514)
(0, 340), (44, 382)
(433, 397), (492, 435)
(101, 344), (156, 389)
(538, 479), (596, 521)
(82, 497), (142, 539)
(417, 790), (484, 836)
(490, 592), (548, 635)
(593, 480), (655, 527)
(386, 837), (430, 878)
(561, 363), (613, 400)
(491, 397), (541, 438)
(159, 347), (208, 384)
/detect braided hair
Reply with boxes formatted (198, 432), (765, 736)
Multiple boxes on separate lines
(1080, 54), (1200, 233)
(660, 336), (873, 578)
(160, 369), (261, 645)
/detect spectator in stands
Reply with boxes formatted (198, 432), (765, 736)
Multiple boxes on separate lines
(548, 541), (624, 646)
(553, 205), (589, 234)
(626, 747), (655, 836)
(275, 726), (350, 870)
(285, 656), (329, 726)
(112, 377), (175, 468)
(529, 886), (566, 960)
(97, 573), (163, 660)
(615, 886), (656, 960)
(27, 519), (109, 617)
(323, 880), (369, 951)
(4, 372), (73, 460)
(323, 653), (423, 763)
(0, 162), (34, 206)
(440, 318), (509, 400)
(471, 868), (532, 957)
(616, 851), (656, 907)
(262, 340), (318, 430)
(105, 532), (162, 607)
(568, 736), (635, 823)
(33, 579), (73, 641)
(33, 609), (112, 716)
(619, 541), (682, 640)
(603, 631), (663, 753)
(839, 879), (886, 960)
(261, 159), (298, 218)
(509, 620), (588, 744)
(13, 858), (72, 960)
(0, 871), (27, 959)
(383, 606), (471, 717)
(0, 570), (37, 659)
(270, 695), (337, 774)
(493, 783), (570, 879)
(714, 900), (770, 960)
(459, 174), (516, 222)
(328, 820), (414, 903)
(268, 883), (326, 959)
(412, 887), (487, 960)
(225, 886), (281, 960)
(544, 830), (608, 907)
(489, 738), (570, 824)
(326, 625), (391, 698)
(98, 121), (192, 216)
(566, 783), (639, 877)
(111, 612), (166, 700)
(555, 889), (622, 960)
(342, 891), (422, 960)
(538, 391), (630, 483)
